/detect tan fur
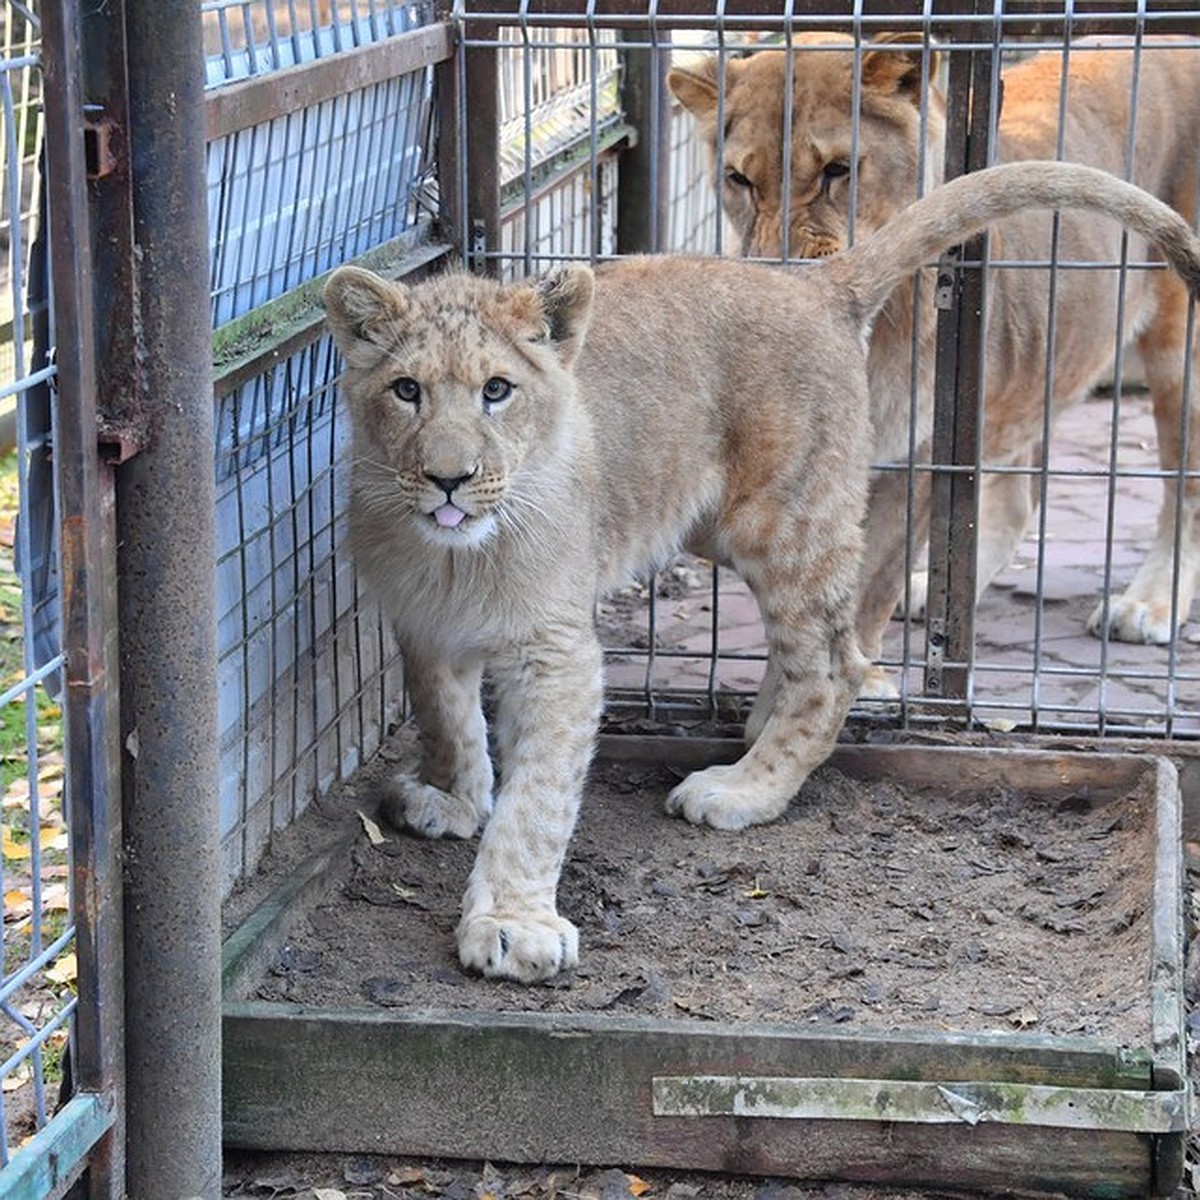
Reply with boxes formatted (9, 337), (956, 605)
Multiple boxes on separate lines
(325, 161), (1200, 981)
(669, 35), (1200, 670)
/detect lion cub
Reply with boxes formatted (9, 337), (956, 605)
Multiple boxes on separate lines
(670, 35), (1200, 661)
(325, 162), (1200, 982)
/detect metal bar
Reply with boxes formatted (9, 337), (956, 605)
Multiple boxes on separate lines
(651, 1074), (1188, 1134)
(615, 26), (672, 254)
(118, 2), (222, 1196)
(0, 1096), (115, 1200)
(924, 3), (992, 702)
(457, 0), (1200, 34)
(40, 2), (128, 1195)
(462, 22), (502, 271)
(205, 22), (455, 140)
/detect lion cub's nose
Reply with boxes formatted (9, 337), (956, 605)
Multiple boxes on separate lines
(426, 470), (476, 497)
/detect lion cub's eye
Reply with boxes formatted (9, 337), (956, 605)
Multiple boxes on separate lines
(724, 167), (752, 190)
(482, 377), (514, 407)
(391, 377), (421, 405)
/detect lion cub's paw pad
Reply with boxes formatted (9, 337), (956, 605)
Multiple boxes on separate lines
(380, 774), (487, 840)
(457, 911), (579, 982)
(1087, 597), (1173, 646)
(665, 766), (787, 831)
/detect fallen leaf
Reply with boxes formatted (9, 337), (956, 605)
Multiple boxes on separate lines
(357, 810), (388, 846)
(2, 827), (30, 860)
(1, 1067), (29, 1093)
(386, 1168), (426, 1186)
(4, 888), (31, 920)
(45, 951), (76, 987)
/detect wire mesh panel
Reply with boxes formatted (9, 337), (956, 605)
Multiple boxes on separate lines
(492, 25), (624, 272)
(0, 0), (79, 1167)
(459, 1), (1200, 747)
(205, 1), (440, 887)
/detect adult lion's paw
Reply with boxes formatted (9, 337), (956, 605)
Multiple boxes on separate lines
(664, 763), (789, 831)
(1087, 596), (1174, 645)
(380, 774), (489, 840)
(457, 910), (580, 982)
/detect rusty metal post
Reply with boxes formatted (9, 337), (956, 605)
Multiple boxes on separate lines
(40, 3), (126, 1195)
(117, 2), (222, 1195)
(924, 5), (996, 704)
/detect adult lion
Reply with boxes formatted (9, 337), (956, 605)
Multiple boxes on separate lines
(669, 35), (1200, 669)
(325, 162), (1200, 981)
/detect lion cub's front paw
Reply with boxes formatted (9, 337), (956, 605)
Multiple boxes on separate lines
(380, 773), (490, 840)
(457, 909), (580, 982)
(665, 763), (790, 831)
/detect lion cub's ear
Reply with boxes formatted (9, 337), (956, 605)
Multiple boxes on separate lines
(862, 32), (940, 103)
(668, 54), (732, 126)
(532, 264), (595, 368)
(323, 265), (411, 369)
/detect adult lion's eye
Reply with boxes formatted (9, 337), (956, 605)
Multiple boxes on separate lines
(725, 167), (752, 190)
(391, 377), (420, 405)
(822, 160), (851, 185)
(482, 377), (514, 406)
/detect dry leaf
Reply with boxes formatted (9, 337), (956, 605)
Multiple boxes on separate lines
(357, 810), (388, 846)
(4, 888), (31, 920)
(628, 1175), (652, 1196)
(45, 951), (76, 987)
(2, 827), (30, 861)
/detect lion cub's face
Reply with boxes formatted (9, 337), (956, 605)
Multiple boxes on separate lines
(669, 33), (945, 259)
(324, 266), (594, 550)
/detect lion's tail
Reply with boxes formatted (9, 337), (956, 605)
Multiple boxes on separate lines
(830, 160), (1200, 328)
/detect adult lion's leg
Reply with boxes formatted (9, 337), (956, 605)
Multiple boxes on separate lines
(973, 464), (1036, 598)
(857, 468), (931, 699)
(666, 513), (868, 830)
(1091, 269), (1200, 643)
(456, 626), (603, 982)
(381, 647), (494, 839)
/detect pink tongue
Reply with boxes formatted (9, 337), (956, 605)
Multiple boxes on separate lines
(433, 503), (466, 529)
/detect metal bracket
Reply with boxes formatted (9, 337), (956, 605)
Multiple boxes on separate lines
(98, 426), (143, 465)
(469, 219), (487, 274)
(934, 250), (960, 310)
(83, 116), (121, 181)
(925, 616), (946, 695)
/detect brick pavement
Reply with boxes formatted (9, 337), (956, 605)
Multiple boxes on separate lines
(600, 392), (1199, 740)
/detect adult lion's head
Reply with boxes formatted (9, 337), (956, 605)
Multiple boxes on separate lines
(324, 265), (595, 550)
(669, 32), (945, 259)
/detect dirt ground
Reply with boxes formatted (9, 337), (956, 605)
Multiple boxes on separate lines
(244, 759), (1156, 1040)
(221, 728), (1187, 1200)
